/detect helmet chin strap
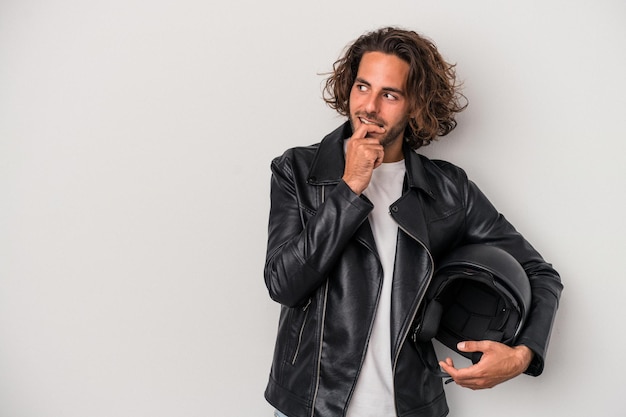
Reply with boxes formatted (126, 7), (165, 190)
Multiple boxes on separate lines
(411, 300), (443, 343)
(411, 301), (454, 382)
(411, 338), (453, 383)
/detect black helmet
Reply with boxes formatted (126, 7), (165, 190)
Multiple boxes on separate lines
(412, 244), (531, 363)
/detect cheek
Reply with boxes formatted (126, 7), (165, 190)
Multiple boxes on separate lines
(348, 93), (358, 111)
(390, 107), (410, 123)
(382, 112), (408, 131)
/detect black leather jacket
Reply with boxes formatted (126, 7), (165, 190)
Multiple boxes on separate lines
(264, 123), (563, 417)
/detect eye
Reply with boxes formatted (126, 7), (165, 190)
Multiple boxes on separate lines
(355, 84), (368, 92)
(383, 92), (398, 101)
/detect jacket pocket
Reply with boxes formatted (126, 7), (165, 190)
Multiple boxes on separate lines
(290, 298), (311, 365)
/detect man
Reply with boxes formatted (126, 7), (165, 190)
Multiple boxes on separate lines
(264, 27), (562, 417)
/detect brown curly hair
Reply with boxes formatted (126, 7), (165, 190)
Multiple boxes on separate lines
(323, 27), (468, 149)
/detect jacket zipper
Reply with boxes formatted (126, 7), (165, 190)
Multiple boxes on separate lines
(310, 186), (327, 417)
(310, 280), (329, 417)
(391, 223), (435, 413)
(291, 298), (312, 365)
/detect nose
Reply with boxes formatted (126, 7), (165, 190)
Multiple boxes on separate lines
(363, 94), (380, 114)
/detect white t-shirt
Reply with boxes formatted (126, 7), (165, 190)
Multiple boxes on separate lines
(346, 159), (406, 417)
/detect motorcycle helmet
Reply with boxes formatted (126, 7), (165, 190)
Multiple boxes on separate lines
(412, 244), (531, 363)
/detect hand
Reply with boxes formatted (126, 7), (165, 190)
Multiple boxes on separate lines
(439, 341), (534, 390)
(342, 123), (386, 195)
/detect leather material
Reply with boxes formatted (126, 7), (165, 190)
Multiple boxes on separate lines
(264, 122), (563, 417)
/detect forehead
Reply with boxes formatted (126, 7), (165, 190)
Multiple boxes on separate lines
(356, 51), (410, 90)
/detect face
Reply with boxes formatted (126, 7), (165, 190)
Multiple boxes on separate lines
(349, 51), (411, 154)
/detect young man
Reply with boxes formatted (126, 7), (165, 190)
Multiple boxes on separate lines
(264, 27), (562, 417)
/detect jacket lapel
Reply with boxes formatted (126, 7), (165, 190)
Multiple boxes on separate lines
(389, 192), (433, 361)
(388, 146), (436, 363)
(306, 123), (350, 185)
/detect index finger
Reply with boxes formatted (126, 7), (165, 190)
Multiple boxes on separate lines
(352, 122), (386, 139)
(351, 122), (371, 140)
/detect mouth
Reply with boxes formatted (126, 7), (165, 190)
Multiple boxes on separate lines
(358, 117), (384, 129)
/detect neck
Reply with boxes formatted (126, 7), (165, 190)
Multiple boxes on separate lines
(382, 140), (404, 163)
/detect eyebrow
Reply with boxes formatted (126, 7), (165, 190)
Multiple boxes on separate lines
(355, 77), (405, 95)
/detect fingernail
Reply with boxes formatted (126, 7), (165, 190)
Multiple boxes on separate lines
(457, 342), (465, 350)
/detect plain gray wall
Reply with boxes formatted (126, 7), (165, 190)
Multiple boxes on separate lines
(1, 0), (625, 416)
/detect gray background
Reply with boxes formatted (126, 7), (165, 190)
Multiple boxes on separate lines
(1, 0), (624, 415)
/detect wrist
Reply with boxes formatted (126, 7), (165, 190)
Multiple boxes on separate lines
(514, 345), (534, 371)
(342, 177), (364, 195)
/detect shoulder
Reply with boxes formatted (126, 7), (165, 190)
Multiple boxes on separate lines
(271, 123), (349, 176)
(272, 142), (320, 167)
(270, 143), (321, 181)
(418, 154), (470, 186)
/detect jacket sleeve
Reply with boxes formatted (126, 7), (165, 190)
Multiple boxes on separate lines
(264, 152), (373, 308)
(462, 176), (563, 376)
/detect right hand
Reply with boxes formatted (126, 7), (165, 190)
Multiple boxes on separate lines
(342, 122), (386, 195)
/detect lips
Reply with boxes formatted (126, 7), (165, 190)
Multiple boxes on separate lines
(358, 116), (384, 128)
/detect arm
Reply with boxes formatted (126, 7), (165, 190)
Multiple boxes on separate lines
(264, 156), (372, 307)
(264, 124), (385, 307)
(440, 175), (563, 387)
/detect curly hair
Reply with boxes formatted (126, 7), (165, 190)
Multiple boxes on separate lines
(323, 27), (468, 149)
